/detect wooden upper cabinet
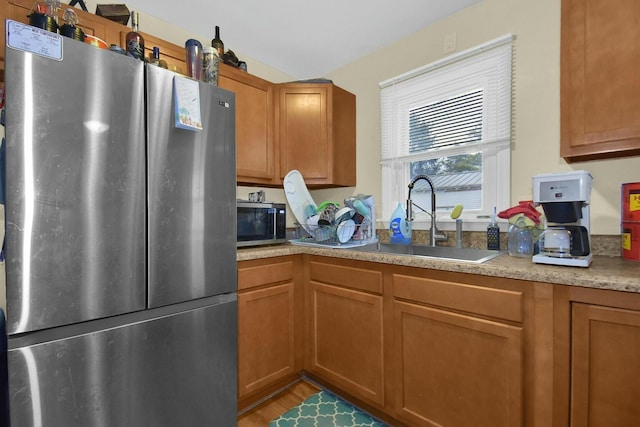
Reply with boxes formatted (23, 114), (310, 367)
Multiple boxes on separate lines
(0, 2), (358, 188)
(0, 1), (186, 74)
(0, 0), (114, 73)
(277, 83), (356, 188)
(0, 0), (37, 72)
(2, 1), (110, 39)
(219, 64), (277, 186)
(561, 0), (640, 161)
(118, 30), (187, 74)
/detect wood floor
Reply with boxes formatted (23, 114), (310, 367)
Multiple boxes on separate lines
(237, 380), (321, 426)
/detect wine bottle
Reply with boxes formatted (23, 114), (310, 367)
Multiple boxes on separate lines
(211, 25), (224, 57)
(150, 47), (160, 66)
(149, 46), (168, 68)
(126, 11), (145, 61)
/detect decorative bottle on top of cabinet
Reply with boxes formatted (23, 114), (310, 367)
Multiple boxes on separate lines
(125, 11), (145, 60)
(211, 25), (224, 57)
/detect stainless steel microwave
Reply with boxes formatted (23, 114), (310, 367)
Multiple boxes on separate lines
(237, 201), (287, 247)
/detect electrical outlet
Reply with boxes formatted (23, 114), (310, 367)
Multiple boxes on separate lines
(443, 33), (457, 53)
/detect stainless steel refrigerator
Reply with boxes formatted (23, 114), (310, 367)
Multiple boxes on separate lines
(2, 24), (237, 426)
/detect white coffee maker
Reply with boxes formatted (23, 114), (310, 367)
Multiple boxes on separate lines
(532, 170), (593, 267)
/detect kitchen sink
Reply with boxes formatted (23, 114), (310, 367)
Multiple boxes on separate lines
(348, 242), (504, 264)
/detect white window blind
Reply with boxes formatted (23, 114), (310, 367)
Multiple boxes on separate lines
(408, 89), (483, 152)
(380, 34), (514, 228)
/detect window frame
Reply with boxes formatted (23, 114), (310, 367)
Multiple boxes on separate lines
(379, 34), (514, 231)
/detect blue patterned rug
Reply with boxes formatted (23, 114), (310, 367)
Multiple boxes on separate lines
(269, 390), (388, 427)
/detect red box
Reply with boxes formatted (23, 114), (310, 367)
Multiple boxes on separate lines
(622, 182), (640, 222)
(622, 221), (640, 261)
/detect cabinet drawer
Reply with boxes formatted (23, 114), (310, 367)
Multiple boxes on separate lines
(309, 261), (382, 294)
(393, 274), (523, 323)
(238, 260), (294, 290)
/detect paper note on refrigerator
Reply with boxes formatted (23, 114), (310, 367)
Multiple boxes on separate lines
(174, 76), (203, 131)
(6, 20), (63, 61)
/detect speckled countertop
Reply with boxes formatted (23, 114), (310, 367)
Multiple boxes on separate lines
(237, 244), (640, 294)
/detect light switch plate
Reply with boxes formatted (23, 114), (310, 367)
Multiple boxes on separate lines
(444, 33), (457, 53)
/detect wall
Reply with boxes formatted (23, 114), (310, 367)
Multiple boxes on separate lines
(319, 0), (638, 235)
(79, 1), (293, 83)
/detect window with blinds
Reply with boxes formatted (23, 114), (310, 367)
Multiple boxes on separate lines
(379, 34), (513, 227)
(409, 89), (483, 152)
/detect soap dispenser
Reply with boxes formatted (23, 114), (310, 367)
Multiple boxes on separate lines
(390, 202), (412, 245)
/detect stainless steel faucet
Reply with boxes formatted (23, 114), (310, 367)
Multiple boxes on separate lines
(406, 175), (448, 246)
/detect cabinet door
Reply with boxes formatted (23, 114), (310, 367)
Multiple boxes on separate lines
(278, 83), (356, 188)
(238, 282), (296, 397)
(237, 257), (302, 407)
(561, 0), (640, 161)
(394, 300), (523, 427)
(279, 85), (329, 181)
(219, 65), (276, 185)
(571, 303), (640, 426)
(307, 281), (384, 407)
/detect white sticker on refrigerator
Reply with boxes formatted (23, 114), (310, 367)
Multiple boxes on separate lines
(174, 76), (203, 131)
(6, 19), (63, 61)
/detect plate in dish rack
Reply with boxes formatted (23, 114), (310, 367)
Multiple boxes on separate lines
(284, 170), (317, 235)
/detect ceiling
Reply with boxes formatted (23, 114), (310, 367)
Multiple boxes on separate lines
(123, 0), (482, 79)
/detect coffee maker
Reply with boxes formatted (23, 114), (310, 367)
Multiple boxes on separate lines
(532, 170), (593, 267)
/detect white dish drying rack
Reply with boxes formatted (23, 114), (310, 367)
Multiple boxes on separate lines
(284, 169), (377, 249)
(290, 219), (376, 249)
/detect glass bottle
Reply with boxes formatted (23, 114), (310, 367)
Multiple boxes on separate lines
(507, 218), (534, 257)
(150, 47), (161, 66)
(202, 47), (220, 85)
(211, 25), (224, 57)
(126, 11), (145, 61)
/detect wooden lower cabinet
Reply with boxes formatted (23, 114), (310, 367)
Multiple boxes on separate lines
(553, 286), (640, 427)
(392, 272), (526, 427)
(303, 257), (554, 427)
(306, 258), (385, 408)
(394, 301), (522, 427)
(237, 256), (303, 409)
(239, 254), (595, 426)
(571, 303), (640, 426)
(551, 284), (640, 427)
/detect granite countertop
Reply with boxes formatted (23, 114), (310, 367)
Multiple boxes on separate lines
(237, 244), (640, 294)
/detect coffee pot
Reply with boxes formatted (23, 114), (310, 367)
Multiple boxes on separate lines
(532, 170), (593, 267)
